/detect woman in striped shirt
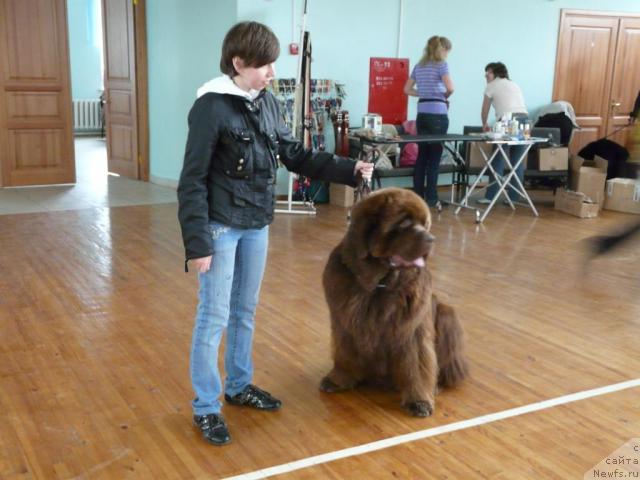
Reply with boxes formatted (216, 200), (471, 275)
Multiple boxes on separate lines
(404, 36), (454, 209)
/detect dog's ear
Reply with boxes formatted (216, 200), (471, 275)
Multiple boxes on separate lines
(349, 206), (375, 260)
(423, 199), (432, 231)
(349, 192), (394, 259)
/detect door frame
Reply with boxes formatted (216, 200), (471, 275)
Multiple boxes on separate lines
(134, 0), (149, 181)
(100, 0), (149, 181)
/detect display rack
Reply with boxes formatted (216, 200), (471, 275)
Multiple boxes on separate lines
(270, 78), (347, 215)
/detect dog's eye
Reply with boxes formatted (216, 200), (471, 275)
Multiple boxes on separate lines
(398, 218), (413, 229)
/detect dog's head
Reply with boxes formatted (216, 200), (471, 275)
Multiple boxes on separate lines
(345, 188), (434, 270)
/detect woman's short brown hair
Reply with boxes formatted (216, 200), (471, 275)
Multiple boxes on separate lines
(485, 62), (509, 79)
(220, 21), (280, 76)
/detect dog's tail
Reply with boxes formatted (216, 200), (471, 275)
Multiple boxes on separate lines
(434, 299), (469, 388)
(588, 220), (640, 257)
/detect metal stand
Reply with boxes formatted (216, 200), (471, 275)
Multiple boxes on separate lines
(454, 138), (547, 223)
(275, 172), (317, 215)
(275, 0), (317, 216)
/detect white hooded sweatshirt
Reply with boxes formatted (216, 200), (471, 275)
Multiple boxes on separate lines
(196, 75), (261, 101)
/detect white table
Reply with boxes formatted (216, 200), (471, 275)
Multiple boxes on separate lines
(454, 136), (548, 223)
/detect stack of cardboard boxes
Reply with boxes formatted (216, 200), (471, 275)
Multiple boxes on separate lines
(604, 177), (640, 214)
(554, 154), (640, 218)
(554, 155), (607, 218)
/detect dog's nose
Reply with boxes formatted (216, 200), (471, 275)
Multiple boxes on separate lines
(424, 231), (435, 243)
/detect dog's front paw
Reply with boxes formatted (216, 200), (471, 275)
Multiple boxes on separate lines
(403, 400), (434, 417)
(319, 376), (343, 393)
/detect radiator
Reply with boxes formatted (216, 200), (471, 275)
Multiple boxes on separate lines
(72, 99), (102, 132)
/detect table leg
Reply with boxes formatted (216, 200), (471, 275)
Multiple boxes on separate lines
(494, 143), (538, 217)
(454, 146), (501, 215)
(478, 144), (512, 222)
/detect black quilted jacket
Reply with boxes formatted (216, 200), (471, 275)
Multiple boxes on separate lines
(177, 89), (357, 263)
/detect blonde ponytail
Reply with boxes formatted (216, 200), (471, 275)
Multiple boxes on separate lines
(419, 36), (452, 65)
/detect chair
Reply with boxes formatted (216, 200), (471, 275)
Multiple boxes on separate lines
(534, 111), (575, 145)
(530, 127), (561, 146)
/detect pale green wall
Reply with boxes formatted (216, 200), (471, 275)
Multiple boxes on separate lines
(147, 0), (236, 182)
(147, 0), (640, 184)
(67, 0), (103, 100)
(399, 0), (640, 132)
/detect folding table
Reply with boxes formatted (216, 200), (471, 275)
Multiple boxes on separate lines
(358, 133), (486, 209)
(454, 137), (548, 223)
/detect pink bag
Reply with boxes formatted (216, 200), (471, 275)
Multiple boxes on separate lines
(400, 120), (417, 166)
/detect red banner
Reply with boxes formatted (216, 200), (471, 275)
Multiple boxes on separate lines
(368, 57), (409, 125)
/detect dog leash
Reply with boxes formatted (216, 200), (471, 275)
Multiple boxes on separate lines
(352, 147), (380, 204)
(602, 122), (633, 141)
(346, 147), (379, 223)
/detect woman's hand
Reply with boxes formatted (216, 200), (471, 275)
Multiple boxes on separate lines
(191, 255), (212, 273)
(355, 161), (374, 181)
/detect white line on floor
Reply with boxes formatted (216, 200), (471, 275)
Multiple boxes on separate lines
(222, 378), (640, 480)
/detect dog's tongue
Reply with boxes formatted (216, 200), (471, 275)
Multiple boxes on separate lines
(391, 255), (425, 268)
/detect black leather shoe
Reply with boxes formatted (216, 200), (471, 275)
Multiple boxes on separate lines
(224, 384), (282, 411)
(193, 414), (231, 445)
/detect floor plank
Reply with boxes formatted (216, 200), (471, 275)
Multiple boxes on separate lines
(0, 197), (639, 479)
(275, 388), (640, 480)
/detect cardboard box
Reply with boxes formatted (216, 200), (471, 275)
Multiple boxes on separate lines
(569, 155), (608, 209)
(604, 178), (640, 214)
(468, 142), (493, 168)
(329, 183), (354, 208)
(554, 189), (599, 218)
(530, 147), (569, 171)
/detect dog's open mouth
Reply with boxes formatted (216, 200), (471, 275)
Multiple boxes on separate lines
(389, 254), (426, 268)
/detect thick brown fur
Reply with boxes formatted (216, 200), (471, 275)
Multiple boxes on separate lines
(320, 188), (468, 417)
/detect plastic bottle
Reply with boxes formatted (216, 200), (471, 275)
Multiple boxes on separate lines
(510, 119), (519, 137)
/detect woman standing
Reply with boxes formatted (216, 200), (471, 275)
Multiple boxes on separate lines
(178, 21), (372, 446)
(480, 62), (528, 203)
(404, 36), (454, 209)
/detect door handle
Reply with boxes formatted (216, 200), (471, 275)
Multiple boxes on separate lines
(611, 101), (621, 109)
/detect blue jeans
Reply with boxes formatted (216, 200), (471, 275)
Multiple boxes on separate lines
(485, 144), (527, 201)
(415, 113), (449, 206)
(486, 114), (529, 201)
(190, 221), (269, 416)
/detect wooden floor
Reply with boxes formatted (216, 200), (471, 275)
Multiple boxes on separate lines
(1, 192), (639, 479)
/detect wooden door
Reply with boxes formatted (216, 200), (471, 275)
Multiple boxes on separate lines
(102, 0), (138, 178)
(608, 16), (640, 149)
(553, 12), (619, 154)
(0, 0), (75, 186)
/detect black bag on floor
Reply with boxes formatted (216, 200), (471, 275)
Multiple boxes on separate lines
(577, 138), (632, 179)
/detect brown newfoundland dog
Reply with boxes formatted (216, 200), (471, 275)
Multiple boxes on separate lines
(320, 188), (468, 417)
